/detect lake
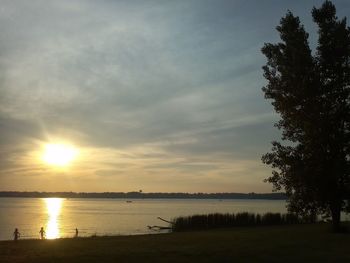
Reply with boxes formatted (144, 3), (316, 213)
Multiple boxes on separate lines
(0, 197), (288, 241)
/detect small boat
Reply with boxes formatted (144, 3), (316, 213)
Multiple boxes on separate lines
(126, 200), (133, 203)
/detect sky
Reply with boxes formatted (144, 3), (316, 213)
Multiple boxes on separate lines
(0, 0), (349, 193)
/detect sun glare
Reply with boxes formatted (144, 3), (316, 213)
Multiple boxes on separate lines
(44, 198), (63, 239)
(42, 143), (78, 166)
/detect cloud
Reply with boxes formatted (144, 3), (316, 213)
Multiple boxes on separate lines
(1, 0), (349, 192)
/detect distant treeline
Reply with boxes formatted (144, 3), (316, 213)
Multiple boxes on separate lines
(0, 191), (286, 200)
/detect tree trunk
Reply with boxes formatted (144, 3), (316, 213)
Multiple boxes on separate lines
(330, 202), (341, 232)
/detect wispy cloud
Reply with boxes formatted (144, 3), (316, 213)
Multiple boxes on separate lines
(0, 0), (349, 192)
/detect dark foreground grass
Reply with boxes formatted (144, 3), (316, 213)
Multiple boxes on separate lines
(1, 223), (350, 263)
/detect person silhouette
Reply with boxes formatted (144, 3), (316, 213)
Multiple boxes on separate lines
(75, 228), (79, 238)
(39, 227), (45, 239)
(13, 228), (20, 241)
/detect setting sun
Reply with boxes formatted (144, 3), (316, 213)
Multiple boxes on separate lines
(42, 143), (78, 166)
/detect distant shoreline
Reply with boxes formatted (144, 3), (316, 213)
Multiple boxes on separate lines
(0, 191), (286, 200)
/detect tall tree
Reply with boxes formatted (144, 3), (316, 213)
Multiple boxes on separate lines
(262, 0), (350, 231)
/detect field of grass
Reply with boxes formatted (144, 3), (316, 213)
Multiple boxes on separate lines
(1, 223), (350, 263)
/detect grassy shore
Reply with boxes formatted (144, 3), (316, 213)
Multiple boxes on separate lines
(1, 223), (350, 263)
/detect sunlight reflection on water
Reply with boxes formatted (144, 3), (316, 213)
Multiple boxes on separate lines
(44, 198), (63, 239)
(0, 198), (295, 240)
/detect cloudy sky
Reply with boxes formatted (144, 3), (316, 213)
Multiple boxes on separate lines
(0, 0), (349, 193)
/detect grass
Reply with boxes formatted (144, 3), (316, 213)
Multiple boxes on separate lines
(0, 223), (349, 263)
(172, 212), (316, 231)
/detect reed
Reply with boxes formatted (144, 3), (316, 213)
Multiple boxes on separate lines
(172, 212), (316, 231)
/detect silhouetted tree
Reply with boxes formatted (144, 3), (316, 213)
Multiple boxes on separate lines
(262, 0), (350, 231)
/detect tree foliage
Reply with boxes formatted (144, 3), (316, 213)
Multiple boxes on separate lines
(262, 0), (350, 230)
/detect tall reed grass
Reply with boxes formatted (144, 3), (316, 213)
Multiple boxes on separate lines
(172, 212), (316, 231)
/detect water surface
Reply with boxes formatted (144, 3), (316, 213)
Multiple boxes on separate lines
(0, 198), (287, 240)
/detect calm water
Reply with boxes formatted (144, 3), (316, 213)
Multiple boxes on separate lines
(0, 198), (287, 240)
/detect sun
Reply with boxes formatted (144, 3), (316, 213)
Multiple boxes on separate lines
(42, 143), (78, 166)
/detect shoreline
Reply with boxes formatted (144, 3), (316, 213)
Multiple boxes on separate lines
(1, 224), (349, 262)
(0, 230), (168, 243)
(0, 191), (287, 200)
